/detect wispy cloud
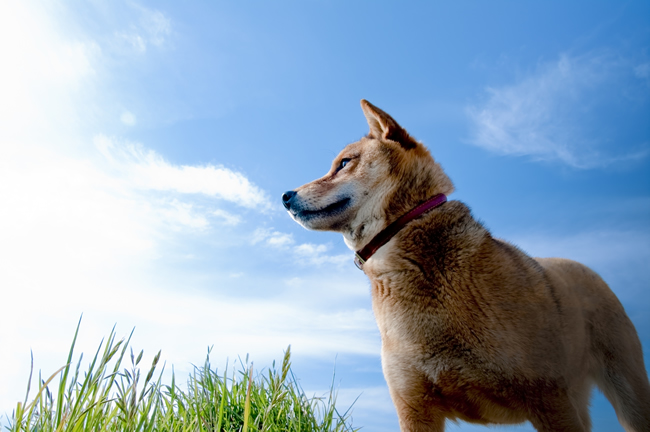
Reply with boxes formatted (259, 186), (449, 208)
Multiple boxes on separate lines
(294, 243), (350, 266)
(120, 111), (137, 125)
(114, 4), (171, 53)
(213, 209), (242, 226)
(467, 52), (650, 168)
(95, 135), (273, 211)
(252, 228), (295, 247)
(252, 228), (351, 266)
(158, 200), (210, 230)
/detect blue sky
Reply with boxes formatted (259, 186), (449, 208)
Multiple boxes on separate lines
(0, 1), (648, 430)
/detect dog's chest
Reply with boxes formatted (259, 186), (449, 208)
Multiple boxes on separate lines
(369, 274), (448, 348)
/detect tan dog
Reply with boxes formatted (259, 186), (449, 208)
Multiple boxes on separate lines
(282, 100), (650, 431)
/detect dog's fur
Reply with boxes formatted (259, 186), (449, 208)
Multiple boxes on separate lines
(283, 100), (650, 431)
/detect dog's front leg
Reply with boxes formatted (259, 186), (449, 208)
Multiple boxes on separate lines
(390, 391), (446, 432)
(383, 352), (446, 432)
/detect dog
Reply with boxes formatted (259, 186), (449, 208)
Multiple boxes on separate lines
(282, 100), (650, 431)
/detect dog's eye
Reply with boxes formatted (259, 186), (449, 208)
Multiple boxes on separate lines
(338, 158), (351, 171)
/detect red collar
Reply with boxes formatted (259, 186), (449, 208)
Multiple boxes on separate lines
(354, 193), (447, 270)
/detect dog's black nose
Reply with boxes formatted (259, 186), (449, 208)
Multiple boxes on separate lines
(282, 191), (297, 210)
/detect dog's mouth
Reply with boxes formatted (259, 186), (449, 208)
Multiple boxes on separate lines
(295, 197), (351, 220)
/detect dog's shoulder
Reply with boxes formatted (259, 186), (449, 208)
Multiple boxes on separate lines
(365, 199), (492, 294)
(399, 199), (490, 264)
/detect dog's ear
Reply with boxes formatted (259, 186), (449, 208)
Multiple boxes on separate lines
(360, 99), (416, 150)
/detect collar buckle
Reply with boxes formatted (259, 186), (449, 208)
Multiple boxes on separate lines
(354, 253), (365, 270)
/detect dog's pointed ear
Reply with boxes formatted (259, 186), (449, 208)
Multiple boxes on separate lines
(360, 99), (416, 150)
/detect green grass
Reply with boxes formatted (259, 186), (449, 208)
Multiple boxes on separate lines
(8, 319), (359, 432)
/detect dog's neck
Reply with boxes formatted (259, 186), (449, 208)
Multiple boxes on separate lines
(342, 219), (382, 252)
(343, 194), (448, 269)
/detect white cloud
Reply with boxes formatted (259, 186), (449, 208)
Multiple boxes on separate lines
(295, 243), (350, 266)
(159, 200), (210, 230)
(139, 7), (171, 47)
(285, 276), (304, 287)
(120, 110), (137, 125)
(467, 52), (649, 168)
(268, 232), (295, 247)
(103, 288), (378, 362)
(95, 135), (273, 210)
(251, 227), (273, 244)
(251, 228), (294, 246)
(213, 209), (242, 225)
(113, 4), (171, 54)
(0, 146), (156, 273)
(295, 243), (328, 255)
(279, 272), (371, 312)
(251, 228), (351, 266)
(116, 32), (147, 52)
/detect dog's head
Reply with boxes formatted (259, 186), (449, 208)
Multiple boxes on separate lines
(282, 100), (454, 251)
